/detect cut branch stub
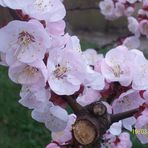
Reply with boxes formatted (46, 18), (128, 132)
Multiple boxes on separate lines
(72, 102), (111, 146)
(87, 101), (107, 116)
(93, 103), (106, 116)
(63, 96), (139, 146)
(72, 114), (100, 146)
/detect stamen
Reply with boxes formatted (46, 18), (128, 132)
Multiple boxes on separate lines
(54, 64), (67, 79)
(18, 31), (35, 47)
(23, 66), (39, 76)
(111, 65), (124, 77)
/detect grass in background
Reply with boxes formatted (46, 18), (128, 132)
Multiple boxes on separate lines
(0, 66), (50, 148)
(0, 41), (147, 148)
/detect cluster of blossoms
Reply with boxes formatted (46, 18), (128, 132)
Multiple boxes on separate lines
(99, 0), (148, 50)
(122, 0), (148, 49)
(0, 0), (148, 148)
(128, 0), (148, 37)
(99, 0), (142, 20)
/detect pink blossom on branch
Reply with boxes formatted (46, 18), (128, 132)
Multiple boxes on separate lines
(101, 45), (133, 86)
(8, 60), (47, 85)
(102, 132), (132, 148)
(127, 16), (140, 37)
(112, 89), (145, 130)
(123, 36), (140, 49)
(132, 53), (148, 90)
(47, 48), (87, 95)
(19, 84), (51, 111)
(139, 20), (148, 37)
(22, 0), (66, 22)
(32, 103), (69, 132)
(51, 114), (76, 144)
(0, 20), (51, 65)
(99, 0), (137, 20)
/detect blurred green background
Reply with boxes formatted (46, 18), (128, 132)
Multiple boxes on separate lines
(0, 42), (148, 148)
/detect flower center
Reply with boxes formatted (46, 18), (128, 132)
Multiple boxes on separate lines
(119, 96), (132, 107)
(18, 31), (35, 47)
(111, 65), (123, 77)
(24, 66), (39, 76)
(54, 64), (67, 79)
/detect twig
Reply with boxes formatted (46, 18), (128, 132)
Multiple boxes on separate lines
(63, 96), (83, 115)
(111, 108), (139, 123)
(8, 9), (20, 20)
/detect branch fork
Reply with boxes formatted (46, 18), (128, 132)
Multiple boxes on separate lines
(64, 96), (139, 146)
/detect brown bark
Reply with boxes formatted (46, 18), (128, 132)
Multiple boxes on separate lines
(63, 96), (83, 115)
(111, 108), (139, 123)
(63, 98), (139, 146)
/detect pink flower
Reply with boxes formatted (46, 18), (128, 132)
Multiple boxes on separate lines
(99, 0), (114, 16)
(77, 68), (105, 106)
(46, 20), (65, 36)
(112, 89), (145, 130)
(99, 0), (136, 20)
(139, 20), (148, 37)
(0, 0), (34, 9)
(124, 6), (135, 16)
(19, 84), (50, 111)
(114, 2), (125, 18)
(123, 36), (140, 49)
(112, 89), (145, 113)
(8, 60), (47, 85)
(143, 0), (148, 6)
(65, 36), (82, 53)
(116, 132), (132, 148)
(94, 55), (104, 73)
(49, 34), (69, 50)
(83, 49), (104, 67)
(102, 132), (132, 148)
(51, 114), (76, 144)
(85, 68), (105, 90)
(135, 109), (148, 144)
(77, 87), (101, 106)
(101, 46), (133, 86)
(45, 20), (67, 50)
(109, 121), (122, 136)
(128, 17), (140, 37)
(122, 117), (136, 131)
(0, 20), (51, 65)
(138, 9), (147, 18)
(46, 143), (60, 148)
(32, 103), (69, 132)
(47, 48), (87, 95)
(23, 0), (66, 22)
(132, 53), (148, 90)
